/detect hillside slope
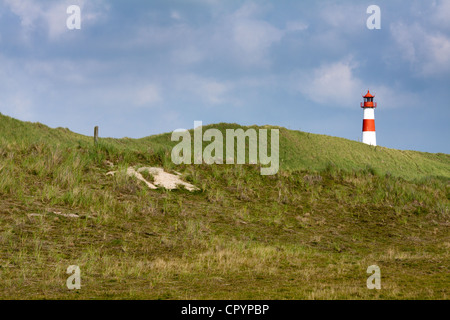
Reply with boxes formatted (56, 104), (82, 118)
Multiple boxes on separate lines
(1, 114), (448, 180)
(0, 113), (449, 299)
(140, 122), (450, 180)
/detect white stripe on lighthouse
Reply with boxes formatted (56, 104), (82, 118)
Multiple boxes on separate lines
(362, 131), (376, 146)
(363, 108), (375, 120)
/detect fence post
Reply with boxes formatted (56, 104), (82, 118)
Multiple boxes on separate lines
(94, 126), (99, 146)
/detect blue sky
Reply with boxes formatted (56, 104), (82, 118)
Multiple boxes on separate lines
(0, 0), (449, 153)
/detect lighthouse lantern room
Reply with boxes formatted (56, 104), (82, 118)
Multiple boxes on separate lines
(361, 90), (377, 146)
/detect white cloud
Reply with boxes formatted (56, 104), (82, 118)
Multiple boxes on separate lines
(176, 74), (230, 105)
(0, 94), (34, 120)
(171, 11), (181, 20)
(295, 58), (419, 109)
(224, 3), (284, 67)
(308, 3), (367, 55)
(195, 2), (286, 68)
(431, 0), (450, 30)
(46, 3), (71, 39)
(297, 59), (362, 108)
(134, 84), (162, 107)
(3, 0), (41, 28)
(285, 21), (308, 32)
(390, 22), (450, 77)
(124, 2), (293, 68)
(171, 45), (204, 65)
(131, 23), (193, 48)
(390, 23), (417, 63)
(425, 33), (450, 75)
(78, 81), (163, 109)
(367, 86), (420, 110)
(3, 0), (108, 40)
(320, 3), (366, 32)
(0, 55), (36, 120)
(22, 59), (94, 85)
(231, 19), (283, 65)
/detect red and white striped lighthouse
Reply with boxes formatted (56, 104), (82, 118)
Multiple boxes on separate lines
(361, 90), (377, 146)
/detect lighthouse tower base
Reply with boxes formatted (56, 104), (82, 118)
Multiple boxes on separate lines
(362, 131), (377, 146)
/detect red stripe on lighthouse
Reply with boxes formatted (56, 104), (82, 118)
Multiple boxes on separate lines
(363, 119), (375, 131)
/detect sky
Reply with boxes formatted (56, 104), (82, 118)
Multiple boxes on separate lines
(0, 0), (449, 153)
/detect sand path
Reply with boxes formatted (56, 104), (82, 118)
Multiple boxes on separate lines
(107, 167), (198, 191)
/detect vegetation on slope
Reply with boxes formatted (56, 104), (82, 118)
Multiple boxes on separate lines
(0, 113), (448, 299)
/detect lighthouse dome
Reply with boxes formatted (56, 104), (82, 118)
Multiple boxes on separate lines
(363, 90), (375, 98)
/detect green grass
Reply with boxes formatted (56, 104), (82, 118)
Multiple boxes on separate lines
(0, 112), (449, 299)
(141, 122), (450, 181)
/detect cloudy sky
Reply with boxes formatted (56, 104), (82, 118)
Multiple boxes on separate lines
(0, 0), (449, 153)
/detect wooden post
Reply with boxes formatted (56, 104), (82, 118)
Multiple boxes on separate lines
(94, 126), (99, 146)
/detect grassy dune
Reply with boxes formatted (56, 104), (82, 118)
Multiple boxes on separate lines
(0, 113), (448, 299)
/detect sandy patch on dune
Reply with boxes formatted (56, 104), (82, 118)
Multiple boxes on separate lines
(28, 211), (80, 218)
(106, 167), (198, 191)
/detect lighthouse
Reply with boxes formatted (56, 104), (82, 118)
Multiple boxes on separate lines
(361, 90), (377, 146)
